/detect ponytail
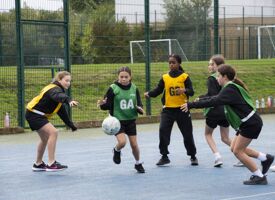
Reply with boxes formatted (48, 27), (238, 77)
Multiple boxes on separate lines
(233, 78), (248, 91)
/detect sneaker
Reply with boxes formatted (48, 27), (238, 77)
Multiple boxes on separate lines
(214, 158), (223, 167)
(243, 175), (267, 185)
(135, 163), (145, 173)
(261, 154), (274, 174)
(156, 155), (170, 166)
(32, 161), (47, 171)
(113, 148), (121, 164)
(46, 161), (68, 172)
(190, 156), (198, 166)
(270, 165), (275, 172)
(233, 161), (244, 167)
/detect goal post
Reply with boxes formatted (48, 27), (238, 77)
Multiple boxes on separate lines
(257, 25), (275, 59)
(129, 39), (188, 64)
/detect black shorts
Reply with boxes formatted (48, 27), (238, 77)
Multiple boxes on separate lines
(236, 113), (263, 139)
(206, 118), (229, 129)
(116, 119), (137, 136)
(25, 110), (49, 131)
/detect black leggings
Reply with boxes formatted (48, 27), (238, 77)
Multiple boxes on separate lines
(159, 108), (197, 157)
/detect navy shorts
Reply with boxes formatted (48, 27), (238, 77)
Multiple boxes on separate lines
(206, 118), (229, 129)
(25, 110), (49, 131)
(116, 119), (137, 136)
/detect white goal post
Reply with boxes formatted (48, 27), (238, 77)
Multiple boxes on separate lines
(257, 25), (275, 59)
(129, 39), (188, 64)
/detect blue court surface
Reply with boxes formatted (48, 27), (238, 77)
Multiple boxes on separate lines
(1, 114), (275, 200)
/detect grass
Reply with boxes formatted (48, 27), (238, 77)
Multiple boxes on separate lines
(1, 58), (275, 127)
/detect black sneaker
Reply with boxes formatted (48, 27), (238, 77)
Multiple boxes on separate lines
(156, 155), (170, 166)
(32, 161), (47, 172)
(243, 175), (267, 185)
(190, 156), (199, 166)
(46, 161), (68, 172)
(113, 148), (121, 164)
(135, 163), (145, 173)
(261, 154), (274, 174)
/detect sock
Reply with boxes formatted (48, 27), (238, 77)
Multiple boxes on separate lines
(214, 152), (221, 160)
(135, 160), (142, 165)
(257, 152), (267, 161)
(114, 146), (121, 152)
(253, 169), (264, 177)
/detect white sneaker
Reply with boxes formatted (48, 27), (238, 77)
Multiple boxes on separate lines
(233, 161), (244, 167)
(270, 165), (275, 172)
(214, 158), (223, 167)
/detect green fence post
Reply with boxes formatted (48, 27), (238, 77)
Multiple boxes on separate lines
(223, 7), (226, 57)
(144, 0), (151, 115)
(63, 0), (72, 119)
(242, 6), (245, 59)
(15, 0), (25, 127)
(214, 0), (219, 54)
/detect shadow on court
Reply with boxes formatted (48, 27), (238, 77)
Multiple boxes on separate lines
(1, 114), (275, 200)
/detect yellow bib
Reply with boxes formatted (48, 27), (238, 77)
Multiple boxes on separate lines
(26, 83), (62, 118)
(163, 73), (188, 107)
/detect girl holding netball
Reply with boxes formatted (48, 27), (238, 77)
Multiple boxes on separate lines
(97, 66), (145, 173)
(181, 64), (274, 185)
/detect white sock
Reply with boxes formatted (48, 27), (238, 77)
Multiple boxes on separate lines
(257, 152), (267, 161)
(253, 169), (264, 177)
(114, 147), (121, 152)
(135, 160), (142, 165)
(214, 152), (221, 160)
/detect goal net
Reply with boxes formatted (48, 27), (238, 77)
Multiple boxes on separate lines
(257, 25), (275, 59)
(129, 39), (188, 64)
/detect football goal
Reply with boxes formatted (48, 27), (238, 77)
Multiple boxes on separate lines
(129, 39), (188, 64)
(257, 25), (275, 59)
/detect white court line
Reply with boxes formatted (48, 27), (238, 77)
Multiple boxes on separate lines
(220, 192), (275, 200)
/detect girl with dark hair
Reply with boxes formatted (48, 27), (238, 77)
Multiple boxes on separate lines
(181, 64), (274, 185)
(97, 66), (145, 173)
(197, 54), (231, 167)
(144, 54), (198, 166)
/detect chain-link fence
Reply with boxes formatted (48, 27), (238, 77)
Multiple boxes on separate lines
(1, 0), (275, 127)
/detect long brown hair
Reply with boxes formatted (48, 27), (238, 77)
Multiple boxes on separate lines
(218, 64), (248, 91)
(211, 54), (225, 66)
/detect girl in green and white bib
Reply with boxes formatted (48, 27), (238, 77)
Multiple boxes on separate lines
(181, 64), (274, 185)
(97, 66), (145, 173)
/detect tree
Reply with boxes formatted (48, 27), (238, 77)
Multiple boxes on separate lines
(70, 0), (113, 13)
(163, 0), (212, 60)
(81, 3), (131, 63)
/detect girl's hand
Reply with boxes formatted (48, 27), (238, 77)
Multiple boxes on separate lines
(175, 88), (186, 95)
(136, 106), (144, 115)
(69, 100), (79, 107)
(194, 97), (200, 102)
(97, 98), (107, 107)
(144, 92), (150, 98)
(180, 103), (189, 112)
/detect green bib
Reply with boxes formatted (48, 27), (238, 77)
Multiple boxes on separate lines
(223, 82), (255, 130)
(111, 83), (138, 120)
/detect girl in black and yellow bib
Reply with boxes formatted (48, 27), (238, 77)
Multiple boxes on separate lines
(97, 66), (145, 173)
(26, 71), (78, 172)
(144, 54), (198, 166)
(181, 64), (274, 185)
